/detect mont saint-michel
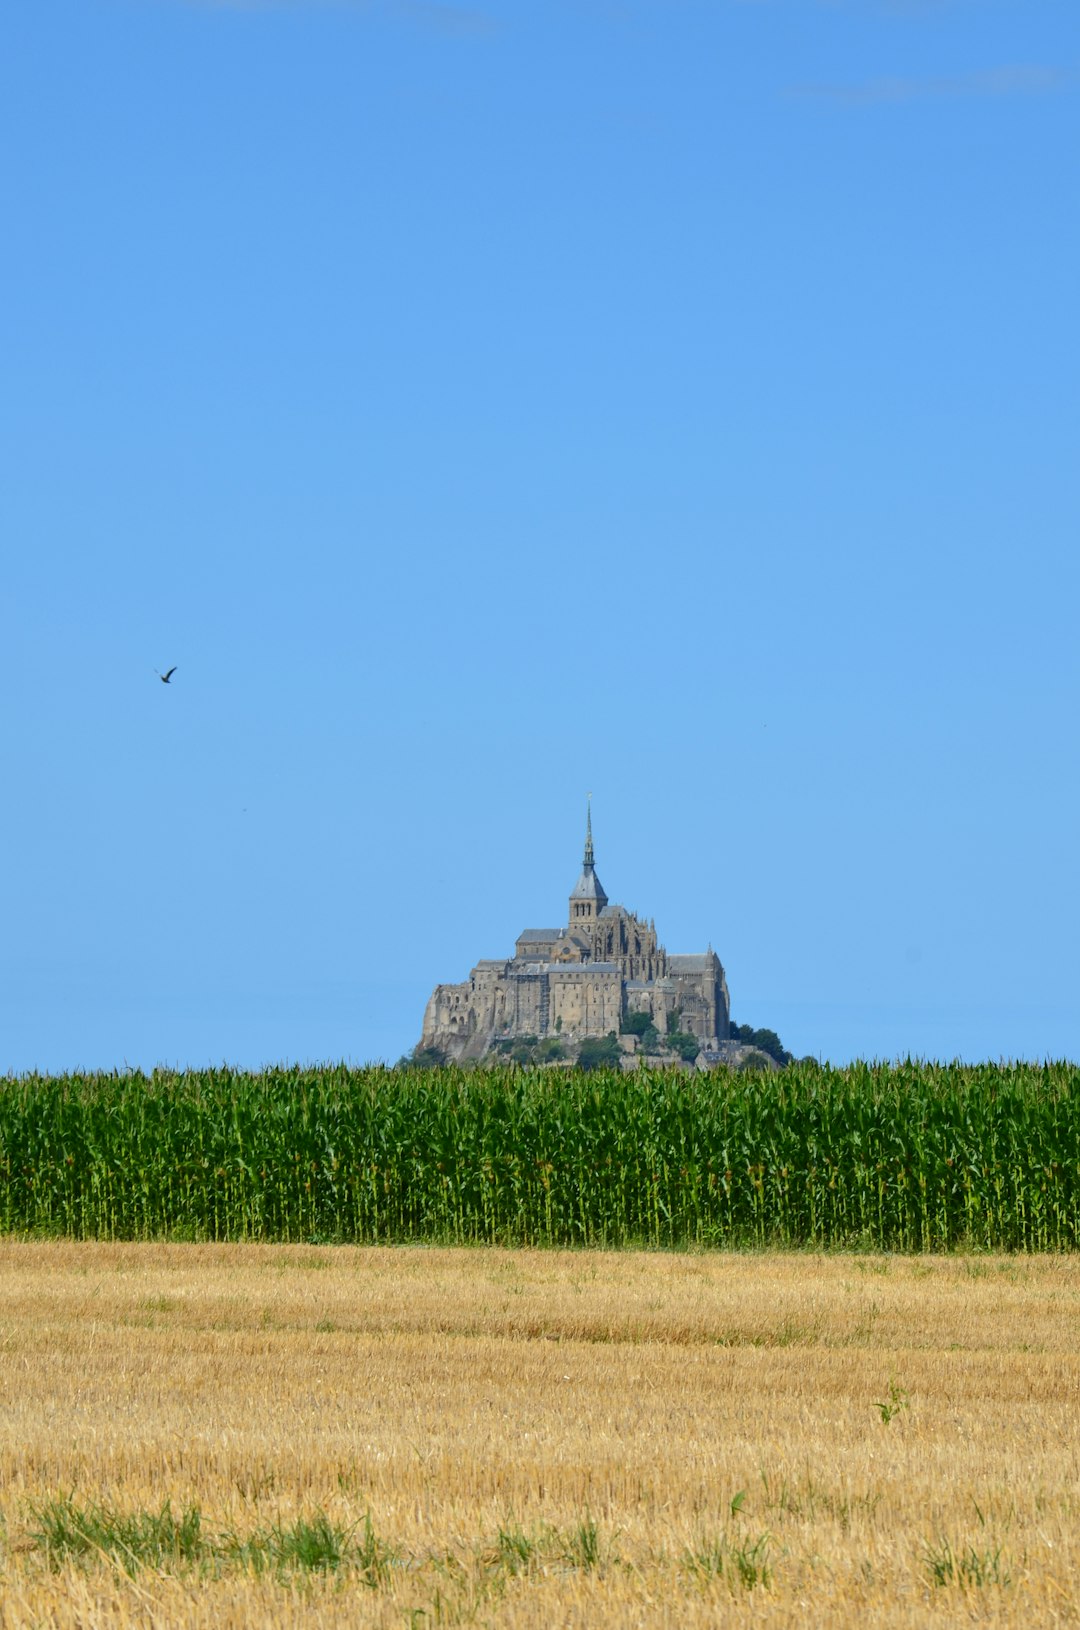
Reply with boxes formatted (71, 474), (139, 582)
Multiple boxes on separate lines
(421, 808), (731, 1065)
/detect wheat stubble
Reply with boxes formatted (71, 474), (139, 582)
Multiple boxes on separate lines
(1, 1242), (1079, 1625)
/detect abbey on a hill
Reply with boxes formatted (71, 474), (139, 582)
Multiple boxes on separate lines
(420, 807), (731, 1062)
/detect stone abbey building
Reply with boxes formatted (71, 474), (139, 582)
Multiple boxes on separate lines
(421, 809), (731, 1062)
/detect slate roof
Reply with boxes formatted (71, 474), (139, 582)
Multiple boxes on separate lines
(517, 928), (562, 943)
(668, 954), (714, 975)
(569, 864), (608, 903)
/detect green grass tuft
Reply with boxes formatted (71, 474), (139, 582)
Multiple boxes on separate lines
(30, 1496), (204, 1574)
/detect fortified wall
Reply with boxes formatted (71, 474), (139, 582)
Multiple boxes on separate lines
(420, 809), (730, 1063)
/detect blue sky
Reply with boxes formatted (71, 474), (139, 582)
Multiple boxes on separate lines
(2, 0), (1077, 1072)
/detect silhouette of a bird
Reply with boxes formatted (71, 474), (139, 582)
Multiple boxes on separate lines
(156, 667), (177, 684)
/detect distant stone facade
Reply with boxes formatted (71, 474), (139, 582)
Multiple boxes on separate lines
(420, 808), (731, 1062)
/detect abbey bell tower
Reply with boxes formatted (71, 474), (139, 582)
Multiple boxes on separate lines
(568, 799), (608, 930)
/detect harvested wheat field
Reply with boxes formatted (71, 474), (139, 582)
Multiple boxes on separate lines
(1, 1244), (1080, 1626)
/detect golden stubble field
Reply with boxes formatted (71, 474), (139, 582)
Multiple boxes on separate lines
(1, 1243), (1079, 1626)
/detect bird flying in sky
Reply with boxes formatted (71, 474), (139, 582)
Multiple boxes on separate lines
(156, 667), (177, 684)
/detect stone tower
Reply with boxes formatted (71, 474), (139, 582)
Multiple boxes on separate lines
(568, 799), (608, 933)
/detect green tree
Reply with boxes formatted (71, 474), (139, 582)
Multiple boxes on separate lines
(620, 1011), (651, 1038)
(729, 1022), (792, 1066)
(577, 1033), (620, 1072)
(669, 1031), (701, 1063)
(640, 1023), (661, 1054)
(408, 1046), (447, 1070)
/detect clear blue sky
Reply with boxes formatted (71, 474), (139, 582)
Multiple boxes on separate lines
(2, 0), (1077, 1073)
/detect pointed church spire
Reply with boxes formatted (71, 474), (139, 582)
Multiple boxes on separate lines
(569, 794), (607, 922)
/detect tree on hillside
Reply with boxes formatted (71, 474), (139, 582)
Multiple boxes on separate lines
(729, 1023), (792, 1066)
(407, 1045), (447, 1070)
(668, 1031), (701, 1063)
(578, 1033), (620, 1072)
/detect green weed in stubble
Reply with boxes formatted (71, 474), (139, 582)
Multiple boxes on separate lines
(563, 1513), (606, 1572)
(495, 1522), (537, 1575)
(28, 1497), (394, 1585)
(684, 1530), (772, 1590)
(923, 1535), (1012, 1588)
(230, 1510), (392, 1582)
(29, 1496), (205, 1574)
(874, 1378), (910, 1426)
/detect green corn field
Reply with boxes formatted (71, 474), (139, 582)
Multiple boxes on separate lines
(1, 1060), (1078, 1250)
